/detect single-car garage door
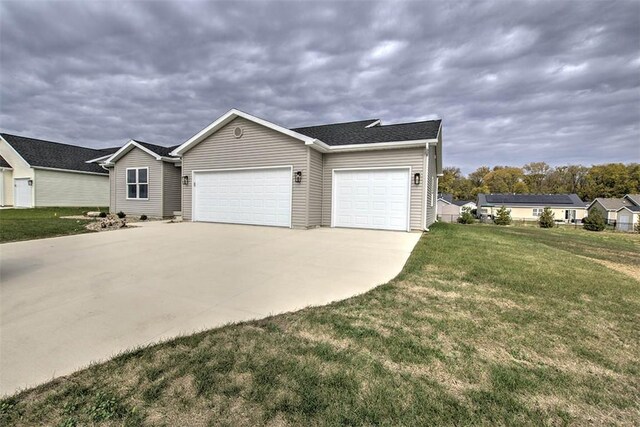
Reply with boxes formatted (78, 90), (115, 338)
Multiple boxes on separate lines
(193, 167), (292, 227)
(333, 168), (410, 231)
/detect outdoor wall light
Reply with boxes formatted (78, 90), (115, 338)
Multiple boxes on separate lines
(414, 173), (421, 185)
(294, 171), (302, 183)
(182, 175), (189, 186)
(27, 179), (33, 186)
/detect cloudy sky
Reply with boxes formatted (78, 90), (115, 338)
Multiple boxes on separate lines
(1, 0), (638, 173)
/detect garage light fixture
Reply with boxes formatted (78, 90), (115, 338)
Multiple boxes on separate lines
(182, 175), (189, 186)
(414, 173), (421, 185)
(28, 179), (33, 186)
(295, 171), (302, 183)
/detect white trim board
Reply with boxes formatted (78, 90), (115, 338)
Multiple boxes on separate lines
(32, 166), (108, 176)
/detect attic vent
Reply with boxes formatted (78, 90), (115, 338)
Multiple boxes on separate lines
(233, 126), (243, 138)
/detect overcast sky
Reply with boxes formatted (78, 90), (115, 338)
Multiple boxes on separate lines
(1, 1), (638, 173)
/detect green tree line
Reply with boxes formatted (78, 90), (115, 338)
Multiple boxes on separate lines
(439, 162), (640, 201)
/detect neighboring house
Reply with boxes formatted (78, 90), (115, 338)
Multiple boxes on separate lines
(615, 194), (640, 231)
(0, 133), (117, 207)
(615, 206), (639, 231)
(437, 193), (476, 222)
(587, 197), (632, 224)
(477, 193), (587, 222)
(102, 140), (182, 218)
(150, 108), (443, 231)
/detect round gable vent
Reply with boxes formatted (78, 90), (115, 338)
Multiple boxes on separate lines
(233, 126), (243, 138)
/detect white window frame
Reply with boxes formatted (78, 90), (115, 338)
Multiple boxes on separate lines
(532, 208), (543, 217)
(126, 167), (149, 200)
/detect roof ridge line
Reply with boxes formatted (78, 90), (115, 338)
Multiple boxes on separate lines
(292, 119), (379, 129)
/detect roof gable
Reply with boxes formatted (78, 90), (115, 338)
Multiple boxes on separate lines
(104, 140), (179, 164)
(623, 194), (640, 206)
(171, 109), (316, 156)
(1, 133), (110, 174)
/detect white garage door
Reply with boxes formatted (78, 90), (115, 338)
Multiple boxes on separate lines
(617, 212), (632, 231)
(193, 167), (292, 227)
(14, 178), (32, 208)
(333, 168), (410, 231)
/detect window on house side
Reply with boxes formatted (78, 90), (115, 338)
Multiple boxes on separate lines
(126, 168), (149, 200)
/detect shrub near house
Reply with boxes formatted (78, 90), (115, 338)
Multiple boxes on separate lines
(493, 206), (512, 225)
(538, 207), (555, 228)
(457, 207), (475, 224)
(583, 209), (606, 231)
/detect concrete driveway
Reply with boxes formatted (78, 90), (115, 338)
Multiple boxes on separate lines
(0, 222), (420, 396)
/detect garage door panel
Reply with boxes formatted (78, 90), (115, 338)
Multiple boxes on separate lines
(194, 167), (291, 227)
(334, 169), (409, 231)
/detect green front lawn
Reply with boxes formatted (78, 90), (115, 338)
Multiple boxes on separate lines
(2, 224), (639, 426)
(0, 207), (107, 243)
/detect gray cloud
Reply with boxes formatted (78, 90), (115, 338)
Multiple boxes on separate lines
(1, 0), (638, 172)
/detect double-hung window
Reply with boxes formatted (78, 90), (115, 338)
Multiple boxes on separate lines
(126, 168), (149, 200)
(532, 208), (543, 217)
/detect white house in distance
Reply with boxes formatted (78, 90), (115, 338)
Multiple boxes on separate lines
(437, 193), (476, 222)
(0, 133), (117, 207)
(476, 193), (588, 223)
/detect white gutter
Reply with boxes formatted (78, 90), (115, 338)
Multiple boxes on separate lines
(305, 138), (438, 153)
(32, 166), (109, 176)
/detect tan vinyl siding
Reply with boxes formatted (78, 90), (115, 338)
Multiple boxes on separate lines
(113, 147), (163, 217)
(181, 117), (308, 227)
(308, 148), (323, 227)
(425, 145), (438, 227)
(162, 162), (182, 216)
(33, 169), (109, 207)
(322, 148), (425, 230)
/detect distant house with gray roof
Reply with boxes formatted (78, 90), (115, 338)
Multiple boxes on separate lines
(587, 197), (634, 224)
(0, 133), (118, 207)
(477, 193), (588, 223)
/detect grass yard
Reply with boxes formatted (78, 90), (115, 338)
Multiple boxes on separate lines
(0, 207), (107, 243)
(1, 224), (639, 426)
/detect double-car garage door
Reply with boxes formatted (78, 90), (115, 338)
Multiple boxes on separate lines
(193, 167), (410, 231)
(193, 167), (292, 227)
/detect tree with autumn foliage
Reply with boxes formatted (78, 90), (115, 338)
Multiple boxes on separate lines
(439, 163), (639, 201)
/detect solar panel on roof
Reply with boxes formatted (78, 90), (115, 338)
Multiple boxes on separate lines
(485, 194), (573, 205)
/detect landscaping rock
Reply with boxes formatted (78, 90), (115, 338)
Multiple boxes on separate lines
(86, 214), (127, 232)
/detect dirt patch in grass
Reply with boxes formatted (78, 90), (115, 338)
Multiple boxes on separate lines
(581, 256), (640, 281)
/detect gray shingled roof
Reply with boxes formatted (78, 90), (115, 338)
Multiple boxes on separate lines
(453, 200), (474, 206)
(0, 155), (10, 168)
(624, 194), (640, 206)
(591, 197), (631, 211)
(1, 133), (111, 174)
(292, 118), (441, 146)
(478, 194), (586, 208)
(438, 193), (454, 203)
(133, 140), (180, 157)
(620, 205), (640, 212)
